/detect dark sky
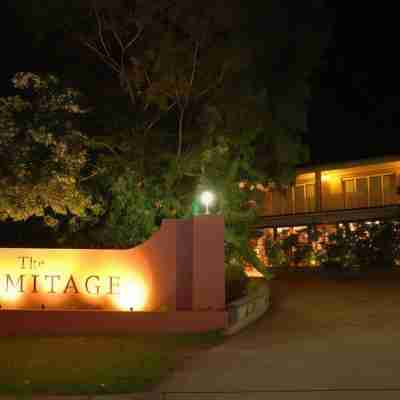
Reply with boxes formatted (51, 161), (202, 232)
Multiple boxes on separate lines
(1, 2), (399, 165)
(307, 2), (400, 164)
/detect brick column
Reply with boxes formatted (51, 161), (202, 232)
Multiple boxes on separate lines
(315, 170), (322, 211)
(192, 216), (225, 311)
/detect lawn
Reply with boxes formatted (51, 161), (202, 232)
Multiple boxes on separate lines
(0, 331), (223, 396)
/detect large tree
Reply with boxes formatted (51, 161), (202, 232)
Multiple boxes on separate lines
(0, 73), (104, 232)
(4, 1), (333, 273)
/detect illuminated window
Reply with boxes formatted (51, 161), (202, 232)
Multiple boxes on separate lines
(369, 176), (382, 207)
(294, 184), (316, 213)
(356, 178), (368, 208)
(383, 174), (396, 204)
(343, 173), (396, 208)
(343, 179), (355, 209)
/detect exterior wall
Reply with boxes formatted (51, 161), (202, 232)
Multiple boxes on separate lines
(321, 162), (400, 210)
(322, 174), (344, 210)
(0, 216), (227, 335)
(261, 158), (400, 217)
(192, 216), (225, 311)
(0, 310), (227, 336)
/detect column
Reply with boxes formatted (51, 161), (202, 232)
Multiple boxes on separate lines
(315, 170), (322, 212)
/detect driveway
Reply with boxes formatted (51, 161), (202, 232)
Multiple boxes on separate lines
(156, 272), (400, 399)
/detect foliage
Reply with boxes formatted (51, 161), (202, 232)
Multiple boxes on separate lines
(265, 239), (288, 267)
(0, 73), (104, 230)
(318, 226), (360, 272)
(225, 261), (249, 304)
(12, 0), (331, 168)
(264, 222), (400, 271)
(91, 132), (275, 277)
(4, 2), (334, 277)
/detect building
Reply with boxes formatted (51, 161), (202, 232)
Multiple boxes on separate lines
(253, 155), (400, 267)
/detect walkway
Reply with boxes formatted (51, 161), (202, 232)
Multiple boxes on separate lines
(156, 272), (400, 399)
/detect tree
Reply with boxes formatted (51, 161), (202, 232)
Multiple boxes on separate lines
(0, 73), (104, 231)
(6, 1), (333, 277)
(13, 0), (331, 166)
(76, 1), (247, 160)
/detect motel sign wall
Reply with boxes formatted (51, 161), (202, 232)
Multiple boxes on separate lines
(0, 216), (227, 335)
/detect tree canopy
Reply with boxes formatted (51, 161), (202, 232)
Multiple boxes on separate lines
(0, 73), (103, 230)
(2, 1), (333, 274)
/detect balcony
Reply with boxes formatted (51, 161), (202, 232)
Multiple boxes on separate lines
(255, 204), (400, 229)
(256, 157), (400, 229)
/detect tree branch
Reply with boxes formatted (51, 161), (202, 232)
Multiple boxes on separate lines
(125, 26), (144, 51)
(196, 65), (227, 100)
(144, 101), (177, 135)
(83, 40), (120, 74)
(80, 170), (100, 182)
(188, 40), (200, 96)
(90, 139), (121, 158)
(93, 0), (112, 59)
(109, 12), (125, 51)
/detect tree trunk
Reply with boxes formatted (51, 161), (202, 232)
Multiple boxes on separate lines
(177, 107), (185, 157)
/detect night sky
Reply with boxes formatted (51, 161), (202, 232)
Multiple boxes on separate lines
(308, 3), (400, 164)
(1, 2), (399, 166)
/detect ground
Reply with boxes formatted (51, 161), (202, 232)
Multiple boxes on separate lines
(0, 332), (223, 396)
(2, 272), (400, 399)
(157, 271), (400, 399)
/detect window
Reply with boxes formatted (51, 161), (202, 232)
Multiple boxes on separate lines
(343, 173), (396, 209)
(343, 179), (355, 209)
(356, 178), (368, 208)
(383, 174), (396, 204)
(271, 187), (291, 215)
(295, 185), (306, 213)
(306, 184), (316, 212)
(369, 176), (382, 207)
(294, 184), (315, 213)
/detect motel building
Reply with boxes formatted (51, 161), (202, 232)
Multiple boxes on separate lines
(252, 155), (400, 268)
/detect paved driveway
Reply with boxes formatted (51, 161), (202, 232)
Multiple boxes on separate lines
(157, 272), (400, 399)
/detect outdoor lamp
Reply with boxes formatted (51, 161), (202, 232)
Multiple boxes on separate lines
(200, 191), (214, 215)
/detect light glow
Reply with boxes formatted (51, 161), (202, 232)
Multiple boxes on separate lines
(114, 279), (148, 311)
(0, 286), (21, 302)
(321, 174), (329, 182)
(0, 249), (152, 311)
(200, 191), (215, 214)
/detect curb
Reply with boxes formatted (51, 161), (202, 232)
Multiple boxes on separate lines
(224, 280), (271, 336)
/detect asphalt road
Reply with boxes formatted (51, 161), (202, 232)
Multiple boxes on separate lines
(157, 272), (400, 400)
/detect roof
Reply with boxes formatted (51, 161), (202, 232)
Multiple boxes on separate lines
(296, 154), (400, 174)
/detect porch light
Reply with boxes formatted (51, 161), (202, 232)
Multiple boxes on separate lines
(200, 191), (214, 215)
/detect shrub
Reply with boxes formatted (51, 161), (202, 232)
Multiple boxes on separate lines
(225, 262), (249, 303)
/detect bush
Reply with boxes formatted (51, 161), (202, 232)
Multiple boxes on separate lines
(263, 222), (400, 270)
(225, 262), (249, 304)
(265, 239), (287, 267)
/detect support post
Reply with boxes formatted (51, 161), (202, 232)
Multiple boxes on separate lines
(316, 170), (322, 212)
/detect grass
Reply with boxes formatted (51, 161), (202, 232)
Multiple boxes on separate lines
(0, 331), (224, 396)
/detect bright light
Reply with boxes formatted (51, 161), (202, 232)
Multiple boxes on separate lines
(200, 191), (215, 214)
(321, 174), (329, 182)
(114, 279), (148, 311)
(0, 286), (21, 302)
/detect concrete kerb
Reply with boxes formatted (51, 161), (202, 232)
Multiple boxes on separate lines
(224, 280), (271, 336)
(0, 394), (160, 400)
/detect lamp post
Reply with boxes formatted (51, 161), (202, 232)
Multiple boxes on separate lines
(200, 191), (214, 215)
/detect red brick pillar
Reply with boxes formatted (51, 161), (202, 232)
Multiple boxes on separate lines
(192, 216), (225, 311)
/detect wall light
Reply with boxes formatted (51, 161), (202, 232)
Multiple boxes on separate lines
(114, 280), (148, 311)
(200, 191), (215, 215)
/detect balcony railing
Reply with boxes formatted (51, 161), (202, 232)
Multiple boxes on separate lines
(255, 204), (400, 229)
